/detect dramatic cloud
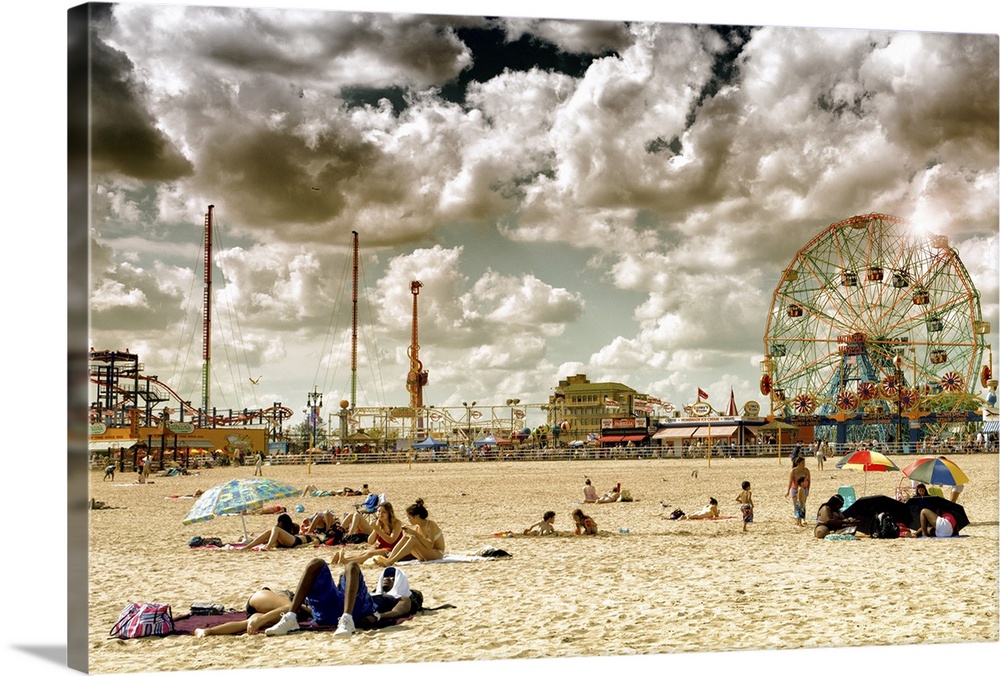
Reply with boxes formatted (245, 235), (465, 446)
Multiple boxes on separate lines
(85, 5), (998, 422)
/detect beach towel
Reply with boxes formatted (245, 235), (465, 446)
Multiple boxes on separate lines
(394, 550), (512, 565)
(172, 611), (412, 635)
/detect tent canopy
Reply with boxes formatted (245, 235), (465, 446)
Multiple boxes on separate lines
(474, 434), (498, 447)
(413, 436), (449, 449)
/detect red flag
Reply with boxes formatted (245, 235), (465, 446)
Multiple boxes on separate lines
(697, 388), (709, 401)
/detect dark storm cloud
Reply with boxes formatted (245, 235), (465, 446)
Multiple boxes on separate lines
(89, 35), (193, 181)
(197, 122), (381, 231)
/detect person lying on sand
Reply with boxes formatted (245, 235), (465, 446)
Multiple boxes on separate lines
(523, 511), (557, 536)
(265, 560), (413, 637)
(242, 513), (323, 550)
(681, 498), (720, 520)
(195, 588), (302, 637)
(597, 484), (621, 503)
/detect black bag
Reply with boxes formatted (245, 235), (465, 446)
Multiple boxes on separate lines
(669, 509), (685, 520)
(872, 512), (899, 539)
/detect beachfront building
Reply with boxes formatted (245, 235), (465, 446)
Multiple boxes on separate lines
(547, 374), (650, 445)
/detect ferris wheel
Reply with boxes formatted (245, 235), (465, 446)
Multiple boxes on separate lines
(761, 213), (989, 427)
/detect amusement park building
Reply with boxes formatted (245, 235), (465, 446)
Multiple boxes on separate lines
(548, 374), (648, 442)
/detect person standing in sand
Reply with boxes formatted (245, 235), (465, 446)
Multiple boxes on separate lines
(786, 456), (810, 503)
(140, 453), (152, 483)
(736, 481), (753, 532)
(794, 477), (807, 527)
(253, 452), (263, 476)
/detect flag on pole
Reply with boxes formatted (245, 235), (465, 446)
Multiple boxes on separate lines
(697, 388), (709, 401)
(726, 388), (738, 416)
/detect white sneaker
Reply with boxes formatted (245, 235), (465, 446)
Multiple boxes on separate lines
(264, 611), (299, 636)
(332, 613), (355, 637)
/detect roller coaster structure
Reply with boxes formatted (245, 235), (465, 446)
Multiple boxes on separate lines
(88, 349), (292, 440)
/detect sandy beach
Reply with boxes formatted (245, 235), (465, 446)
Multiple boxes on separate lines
(84, 453), (999, 674)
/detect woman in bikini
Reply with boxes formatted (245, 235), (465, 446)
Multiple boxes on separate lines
(374, 499), (445, 566)
(813, 494), (859, 539)
(330, 502), (405, 564)
(242, 513), (322, 550)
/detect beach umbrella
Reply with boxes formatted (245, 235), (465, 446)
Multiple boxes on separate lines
(843, 494), (911, 535)
(904, 496), (969, 534)
(181, 477), (301, 539)
(836, 450), (899, 495)
(901, 456), (969, 487)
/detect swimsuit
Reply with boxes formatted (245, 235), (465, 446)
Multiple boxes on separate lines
(376, 530), (403, 550)
(741, 503), (754, 523)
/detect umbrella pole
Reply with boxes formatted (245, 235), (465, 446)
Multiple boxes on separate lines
(241, 512), (249, 542)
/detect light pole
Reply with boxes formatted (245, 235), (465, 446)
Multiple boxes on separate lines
(894, 355), (904, 453)
(506, 398), (520, 440)
(307, 389), (322, 474)
(463, 401), (476, 446)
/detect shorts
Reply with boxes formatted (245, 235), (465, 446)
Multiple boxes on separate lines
(794, 501), (805, 519)
(306, 565), (377, 625)
(934, 516), (954, 538)
(741, 503), (753, 523)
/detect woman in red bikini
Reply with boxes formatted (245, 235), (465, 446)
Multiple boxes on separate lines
(331, 502), (405, 565)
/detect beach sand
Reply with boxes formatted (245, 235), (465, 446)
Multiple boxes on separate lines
(85, 454), (999, 673)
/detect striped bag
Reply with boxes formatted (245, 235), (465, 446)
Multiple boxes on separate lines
(109, 602), (175, 639)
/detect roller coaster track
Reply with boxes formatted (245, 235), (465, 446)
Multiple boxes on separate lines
(89, 372), (293, 427)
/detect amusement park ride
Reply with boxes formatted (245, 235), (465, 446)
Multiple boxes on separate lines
(88, 205), (291, 461)
(89, 207), (996, 460)
(761, 213), (995, 445)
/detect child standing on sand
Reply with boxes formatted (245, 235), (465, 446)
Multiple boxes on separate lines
(794, 476), (807, 527)
(736, 480), (753, 532)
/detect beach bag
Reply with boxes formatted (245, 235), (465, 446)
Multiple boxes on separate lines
(669, 509), (685, 520)
(110, 602), (175, 639)
(872, 512), (899, 539)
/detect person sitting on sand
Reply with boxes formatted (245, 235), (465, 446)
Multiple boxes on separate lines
(373, 499), (445, 567)
(242, 513), (322, 550)
(914, 507), (957, 538)
(265, 560), (409, 637)
(582, 479), (597, 503)
(682, 497), (720, 520)
(330, 503), (405, 565)
(523, 511), (557, 536)
(194, 588), (302, 637)
(572, 508), (597, 535)
(813, 494), (859, 539)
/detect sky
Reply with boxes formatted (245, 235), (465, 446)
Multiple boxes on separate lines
(80, 0), (999, 431)
(3, 2), (998, 676)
